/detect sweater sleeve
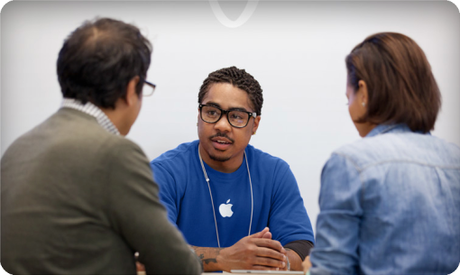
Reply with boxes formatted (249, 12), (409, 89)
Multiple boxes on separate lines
(106, 139), (201, 274)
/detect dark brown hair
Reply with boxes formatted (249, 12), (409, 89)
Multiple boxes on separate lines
(346, 32), (441, 133)
(57, 17), (152, 109)
(198, 66), (263, 116)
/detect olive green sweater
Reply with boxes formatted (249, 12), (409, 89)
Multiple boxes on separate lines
(1, 107), (201, 274)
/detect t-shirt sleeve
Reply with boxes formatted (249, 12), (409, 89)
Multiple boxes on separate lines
(106, 139), (201, 274)
(309, 153), (362, 275)
(284, 240), (314, 261)
(269, 161), (315, 246)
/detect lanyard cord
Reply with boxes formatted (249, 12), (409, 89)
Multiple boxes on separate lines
(198, 147), (254, 248)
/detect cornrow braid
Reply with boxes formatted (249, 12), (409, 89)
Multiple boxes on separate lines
(198, 66), (263, 116)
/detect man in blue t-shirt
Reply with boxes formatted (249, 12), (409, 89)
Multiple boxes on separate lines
(150, 66), (314, 272)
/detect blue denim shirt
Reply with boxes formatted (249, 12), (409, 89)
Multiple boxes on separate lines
(310, 124), (460, 275)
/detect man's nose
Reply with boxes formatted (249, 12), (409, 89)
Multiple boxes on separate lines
(214, 113), (232, 132)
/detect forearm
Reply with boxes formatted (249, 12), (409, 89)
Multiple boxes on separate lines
(190, 245), (224, 272)
(190, 229), (287, 272)
(285, 248), (303, 271)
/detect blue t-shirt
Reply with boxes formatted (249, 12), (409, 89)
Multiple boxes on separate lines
(150, 140), (314, 248)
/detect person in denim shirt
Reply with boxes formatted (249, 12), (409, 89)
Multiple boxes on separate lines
(306, 32), (460, 274)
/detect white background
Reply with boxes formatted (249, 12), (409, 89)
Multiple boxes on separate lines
(1, 1), (459, 274)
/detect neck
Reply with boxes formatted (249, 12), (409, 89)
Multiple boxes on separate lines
(198, 144), (244, 173)
(99, 97), (133, 136)
(357, 122), (377, 137)
(100, 108), (125, 136)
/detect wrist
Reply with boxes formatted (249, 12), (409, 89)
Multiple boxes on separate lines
(215, 248), (227, 272)
(286, 255), (290, 271)
(189, 247), (204, 271)
(285, 248), (302, 271)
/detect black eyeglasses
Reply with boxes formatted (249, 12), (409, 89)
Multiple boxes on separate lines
(143, 80), (156, 97)
(199, 104), (257, 128)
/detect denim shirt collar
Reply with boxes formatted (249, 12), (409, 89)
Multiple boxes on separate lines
(365, 124), (419, 138)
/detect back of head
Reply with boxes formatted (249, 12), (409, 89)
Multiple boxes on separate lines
(57, 17), (152, 109)
(198, 66), (264, 116)
(346, 32), (441, 133)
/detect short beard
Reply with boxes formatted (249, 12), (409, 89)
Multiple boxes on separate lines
(209, 153), (231, 162)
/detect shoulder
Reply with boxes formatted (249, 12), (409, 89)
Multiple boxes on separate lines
(108, 135), (146, 157)
(246, 144), (290, 169)
(70, 126), (150, 170)
(149, 141), (200, 193)
(107, 136), (152, 173)
(4, 109), (123, 159)
(245, 144), (294, 183)
(52, 108), (150, 163)
(150, 140), (198, 169)
(332, 131), (460, 170)
(151, 140), (198, 163)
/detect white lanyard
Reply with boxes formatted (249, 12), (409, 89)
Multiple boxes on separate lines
(198, 147), (254, 248)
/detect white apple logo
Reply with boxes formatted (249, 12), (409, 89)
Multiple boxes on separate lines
(219, 199), (233, 218)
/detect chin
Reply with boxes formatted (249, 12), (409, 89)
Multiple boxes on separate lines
(209, 153), (231, 162)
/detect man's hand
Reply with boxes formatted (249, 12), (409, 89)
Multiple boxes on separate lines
(216, 227), (287, 272)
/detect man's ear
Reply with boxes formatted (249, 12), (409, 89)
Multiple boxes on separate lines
(252, 116), (261, 135)
(125, 76), (140, 106)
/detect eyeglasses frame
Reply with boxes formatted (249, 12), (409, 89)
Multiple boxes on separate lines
(199, 103), (257, 128)
(143, 80), (156, 97)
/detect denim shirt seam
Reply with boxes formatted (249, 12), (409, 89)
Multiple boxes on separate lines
(333, 152), (366, 209)
(333, 152), (363, 173)
(360, 159), (460, 171)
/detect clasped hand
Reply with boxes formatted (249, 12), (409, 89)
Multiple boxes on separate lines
(217, 227), (287, 271)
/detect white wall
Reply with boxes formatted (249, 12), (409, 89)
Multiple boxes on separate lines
(1, 0), (459, 255)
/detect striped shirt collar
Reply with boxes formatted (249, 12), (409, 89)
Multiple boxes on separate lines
(61, 98), (120, 136)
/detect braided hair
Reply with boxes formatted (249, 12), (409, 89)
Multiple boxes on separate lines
(198, 66), (263, 116)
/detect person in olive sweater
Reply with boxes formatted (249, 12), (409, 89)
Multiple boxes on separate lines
(1, 17), (201, 275)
